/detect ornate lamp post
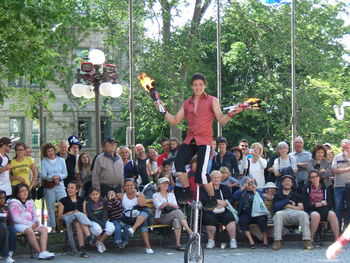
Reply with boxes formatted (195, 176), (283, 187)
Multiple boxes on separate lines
(71, 49), (123, 154)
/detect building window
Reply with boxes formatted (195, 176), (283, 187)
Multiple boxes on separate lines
(32, 119), (46, 148)
(8, 77), (24, 88)
(78, 117), (91, 148)
(9, 117), (25, 142)
(101, 118), (111, 144)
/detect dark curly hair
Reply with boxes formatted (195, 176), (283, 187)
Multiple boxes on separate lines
(311, 144), (327, 159)
(13, 183), (31, 201)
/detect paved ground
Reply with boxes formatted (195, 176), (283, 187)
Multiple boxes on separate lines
(14, 242), (350, 263)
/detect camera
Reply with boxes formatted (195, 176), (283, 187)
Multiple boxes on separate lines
(247, 182), (254, 186)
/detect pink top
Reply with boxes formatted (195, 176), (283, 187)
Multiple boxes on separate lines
(183, 93), (215, 146)
(8, 198), (38, 226)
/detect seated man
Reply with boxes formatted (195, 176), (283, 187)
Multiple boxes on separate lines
(272, 174), (314, 250)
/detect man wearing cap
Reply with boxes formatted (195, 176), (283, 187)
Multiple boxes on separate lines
(289, 136), (312, 193)
(68, 135), (82, 182)
(0, 137), (12, 198)
(92, 138), (124, 197)
(211, 136), (239, 178)
(272, 174), (313, 250)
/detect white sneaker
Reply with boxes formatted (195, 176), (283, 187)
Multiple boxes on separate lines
(206, 239), (215, 249)
(145, 248), (154, 254)
(230, 239), (237, 249)
(3, 257), (15, 263)
(128, 228), (135, 237)
(100, 242), (106, 252)
(96, 241), (104, 254)
(38, 251), (55, 260)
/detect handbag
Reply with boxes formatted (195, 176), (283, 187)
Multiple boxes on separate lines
(162, 205), (176, 214)
(120, 205), (146, 226)
(213, 190), (225, 214)
(251, 192), (270, 217)
(42, 180), (56, 189)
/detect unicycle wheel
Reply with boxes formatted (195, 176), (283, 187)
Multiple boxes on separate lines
(184, 235), (204, 263)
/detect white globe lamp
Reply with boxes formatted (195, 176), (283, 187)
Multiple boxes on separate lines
(89, 49), (105, 65)
(99, 82), (113, 96)
(71, 83), (86, 97)
(111, 83), (123, 98)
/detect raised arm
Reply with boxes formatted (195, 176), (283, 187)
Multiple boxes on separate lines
(212, 97), (243, 126)
(154, 101), (185, 126)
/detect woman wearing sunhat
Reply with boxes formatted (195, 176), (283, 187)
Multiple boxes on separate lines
(153, 177), (193, 251)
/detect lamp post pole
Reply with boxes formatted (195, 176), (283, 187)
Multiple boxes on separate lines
(94, 82), (101, 155)
(128, 0), (135, 159)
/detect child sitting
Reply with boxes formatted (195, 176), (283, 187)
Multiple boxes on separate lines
(0, 190), (15, 263)
(58, 181), (93, 257)
(219, 166), (240, 193)
(84, 188), (115, 254)
(106, 190), (129, 252)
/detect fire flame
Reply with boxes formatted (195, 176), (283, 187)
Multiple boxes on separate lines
(244, 98), (261, 109)
(137, 73), (155, 92)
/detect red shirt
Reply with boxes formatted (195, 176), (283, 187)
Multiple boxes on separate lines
(183, 93), (215, 146)
(309, 185), (324, 204)
(157, 152), (168, 167)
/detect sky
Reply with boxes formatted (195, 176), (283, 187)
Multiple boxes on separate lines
(144, 0), (350, 61)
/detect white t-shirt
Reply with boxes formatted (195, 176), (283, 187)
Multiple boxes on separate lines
(249, 158), (267, 189)
(0, 153), (11, 195)
(152, 192), (178, 219)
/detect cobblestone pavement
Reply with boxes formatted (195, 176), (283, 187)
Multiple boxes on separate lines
(14, 243), (350, 263)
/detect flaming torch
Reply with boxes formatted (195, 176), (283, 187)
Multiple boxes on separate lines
(223, 98), (262, 112)
(137, 73), (166, 114)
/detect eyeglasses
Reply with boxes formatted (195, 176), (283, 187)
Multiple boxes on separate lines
(240, 145), (248, 148)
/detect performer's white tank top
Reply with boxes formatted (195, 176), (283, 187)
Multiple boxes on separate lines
(122, 192), (139, 210)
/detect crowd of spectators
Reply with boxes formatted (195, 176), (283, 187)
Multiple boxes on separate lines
(0, 134), (350, 261)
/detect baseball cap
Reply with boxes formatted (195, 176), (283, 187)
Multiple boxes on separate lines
(104, 137), (118, 144)
(68, 135), (82, 150)
(216, 136), (227, 144)
(157, 177), (170, 185)
(280, 174), (295, 181)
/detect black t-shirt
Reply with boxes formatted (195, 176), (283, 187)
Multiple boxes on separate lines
(60, 195), (84, 214)
(274, 190), (303, 205)
(135, 157), (149, 185)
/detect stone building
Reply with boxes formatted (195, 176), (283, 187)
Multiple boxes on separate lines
(0, 31), (124, 162)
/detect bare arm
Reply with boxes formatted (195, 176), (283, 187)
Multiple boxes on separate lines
(137, 192), (147, 206)
(212, 98), (243, 126)
(29, 163), (38, 190)
(155, 101), (185, 126)
(332, 166), (350, 175)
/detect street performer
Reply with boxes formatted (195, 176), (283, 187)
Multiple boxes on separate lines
(154, 73), (243, 208)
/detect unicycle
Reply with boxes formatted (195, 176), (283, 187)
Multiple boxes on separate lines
(184, 184), (204, 263)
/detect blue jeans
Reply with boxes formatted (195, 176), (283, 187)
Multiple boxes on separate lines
(334, 187), (350, 226)
(112, 220), (129, 244)
(138, 209), (153, 233)
(7, 225), (17, 253)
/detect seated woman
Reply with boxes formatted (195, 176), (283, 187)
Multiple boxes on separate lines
(84, 188), (115, 254)
(200, 170), (237, 249)
(302, 170), (339, 242)
(153, 177), (193, 251)
(106, 190), (129, 252)
(58, 181), (93, 258)
(121, 178), (154, 254)
(8, 184), (55, 260)
(262, 182), (278, 201)
(233, 177), (269, 248)
(0, 190), (15, 263)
